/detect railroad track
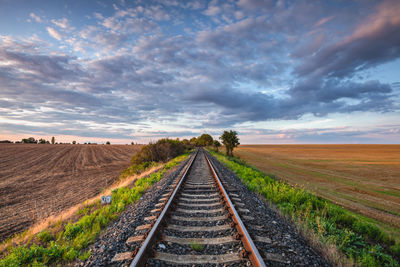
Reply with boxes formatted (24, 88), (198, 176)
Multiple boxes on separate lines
(111, 149), (272, 266)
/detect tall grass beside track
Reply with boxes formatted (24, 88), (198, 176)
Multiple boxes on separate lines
(0, 153), (189, 267)
(210, 151), (399, 266)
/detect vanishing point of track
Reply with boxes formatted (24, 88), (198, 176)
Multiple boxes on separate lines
(112, 149), (269, 266)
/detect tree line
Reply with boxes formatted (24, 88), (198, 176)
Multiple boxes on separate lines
(0, 137), (73, 144)
(120, 130), (239, 178)
(0, 137), (108, 145)
(0, 130), (240, 157)
(131, 130), (240, 166)
(182, 130), (239, 156)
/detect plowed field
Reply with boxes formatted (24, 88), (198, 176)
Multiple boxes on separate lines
(0, 144), (140, 241)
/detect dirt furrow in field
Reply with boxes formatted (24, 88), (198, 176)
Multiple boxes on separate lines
(0, 144), (141, 241)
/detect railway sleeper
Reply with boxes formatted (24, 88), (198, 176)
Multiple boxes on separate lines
(180, 192), (219, 197)
(166, 224), (231, 232)
(162, 235), (238, 245)
(179, 197), (220, 202)
(171, 215), (227, 222)
(152, 252), (245, 265)
(177, 202), (222, 207)
(175, 207), (225, 214)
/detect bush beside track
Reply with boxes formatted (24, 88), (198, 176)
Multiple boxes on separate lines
(210, 150), (399, 266)
(120, 138), (190, 180)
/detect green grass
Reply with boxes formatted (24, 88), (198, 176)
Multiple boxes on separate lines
(0, 153), (189, 267)
(190, 242), (203, 252)
(210, 151), (399, 267)
(119, 160), (158, 180)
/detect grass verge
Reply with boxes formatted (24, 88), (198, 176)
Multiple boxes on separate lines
(0, 153), (189, 267)
(210, 151), (399, 266)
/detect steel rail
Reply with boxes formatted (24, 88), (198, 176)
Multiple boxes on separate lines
(130, 149), (199, 267)
(204, 151), (266, 267)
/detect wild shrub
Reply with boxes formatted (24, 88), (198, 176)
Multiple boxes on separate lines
(62, 247), (78, 261)
(132, 138), (187, 165)
(120, 138), (190, 180)
(37, 230), (54, 243)
(64, 223), (81, 241)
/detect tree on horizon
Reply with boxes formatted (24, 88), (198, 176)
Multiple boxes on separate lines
(220, 130), (240, 156)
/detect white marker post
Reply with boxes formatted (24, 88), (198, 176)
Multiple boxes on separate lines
(101, 195), (112, 204)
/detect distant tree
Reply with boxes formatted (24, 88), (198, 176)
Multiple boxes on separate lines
(189, 137), (197, 147)
(72, 140), (76, 144)
(197, 134), (213, 147)
(131, 141), (134, 145)
(51, 136), (55, 144)
(106, 141), (110, 145)
(213, 140), (221, 152)
(220, 130), (240, 156)
(22, 137), (36, 143)
(38, 138), (47, 144)
(0, 140), (13, 143)
(181, 139), (190, 149)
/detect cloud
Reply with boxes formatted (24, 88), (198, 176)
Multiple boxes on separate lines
(187, 78), (395, 127)
(294, 0), (400, 78)
(0, 40), (83, 82)
(239, 125), (400, 144)
(237, 0), (274, 10)
(46, 27), (63, 40)
(204, 3), (221, 16)
(314, 15), (335, 27)
(144, 5), (171, 21)
(1, 1), (399, 143)
(51, 18), (69, 29)
(29, 13), (42, 23)
(99, 7), (159, 34)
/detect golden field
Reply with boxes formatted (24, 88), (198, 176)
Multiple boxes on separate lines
(234, 145), (400, 238)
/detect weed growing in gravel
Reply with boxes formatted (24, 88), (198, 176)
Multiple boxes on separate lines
(190, 242), (204, 252)
(0, 153), (189, 267)
(210, 151), (399, 267)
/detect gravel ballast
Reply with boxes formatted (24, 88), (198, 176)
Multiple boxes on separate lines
(81, 156), (191, 267)
(81, 150), (330, 266)
(206, 151), (330, 266)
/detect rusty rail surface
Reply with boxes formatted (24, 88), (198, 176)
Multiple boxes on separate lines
(130, 149), (199, 266)
(130, 148), (266, 267)
(204, 151), (266, 267)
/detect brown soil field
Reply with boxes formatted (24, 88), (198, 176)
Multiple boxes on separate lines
(0, 144), (140, 241)
(235, 145), (400, 237)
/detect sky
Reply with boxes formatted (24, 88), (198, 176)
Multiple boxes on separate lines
(0, 0), (399, 144)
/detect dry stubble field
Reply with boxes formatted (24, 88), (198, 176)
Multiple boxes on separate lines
(0, 144), (140, 241)
(235, 145), (400, 238)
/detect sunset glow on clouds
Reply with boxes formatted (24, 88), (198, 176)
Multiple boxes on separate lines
(0, 0), (399, 143)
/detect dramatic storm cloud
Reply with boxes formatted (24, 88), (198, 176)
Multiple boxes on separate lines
(0, 0), (399, 143)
